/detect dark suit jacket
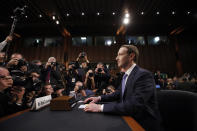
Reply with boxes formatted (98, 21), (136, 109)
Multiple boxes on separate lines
(101, 65), (163, 131)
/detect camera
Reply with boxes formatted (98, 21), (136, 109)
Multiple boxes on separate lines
(79, 52), (86, 59)
(97, 68), (102, 73)
(51, 62), (57, 66)
(77, 86), (84, 93)
(31, 79), (42, 91)
(12, 75), (26, 86)
(89, 72), (94, 77)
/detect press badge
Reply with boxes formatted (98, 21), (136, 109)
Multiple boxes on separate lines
(72, 78), (76, 83)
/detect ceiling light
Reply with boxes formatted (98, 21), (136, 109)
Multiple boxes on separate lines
(125, 13), (130, 18)
(56, 20), (59, 24)
(172, 11), (175, 15)
(154, 37), (160, 43)
(156, 12), (160, 15)
(112, 12), (115, 15)
(82, 12), (85, 16)
(97, 12), (100, 15)
(66, 13), (70, 16)
(81, 37), (86, 40)
(141, 12), (144, 15)
(123, 18), (129, 25)
(39, 14), (42, 18)
(52, 16), (56, 20)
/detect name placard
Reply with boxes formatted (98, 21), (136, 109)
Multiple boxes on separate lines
(31, 95), (52, 110)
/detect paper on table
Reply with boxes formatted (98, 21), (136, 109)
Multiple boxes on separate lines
(78, 104), (88, 109)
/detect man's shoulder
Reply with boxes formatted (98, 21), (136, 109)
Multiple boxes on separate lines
(136, 66), (153, 77)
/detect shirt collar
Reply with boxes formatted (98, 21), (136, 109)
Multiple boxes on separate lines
(125, 63), (136, 77)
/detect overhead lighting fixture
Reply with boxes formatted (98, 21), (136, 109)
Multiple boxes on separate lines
(81, 37), (86, 40)
(97, 12), (100, 15)
(82, 12), (85, 16)
(141, 12), (144, 15)
(112, 12), (115, 15)
(56, 20), (59, 24)
(156, 12), (160, 15)
(66, 13), (70, 16)
(187, 11), (191, 15)
(172, 11), (175, 15)
(125, 13), (130, 18)
(25, 15), (28, 18)
(123, 18), (129, 25)
(10, 16), (14, 19)
(154, 37), (160, 43)
(52, 16), (56, 20)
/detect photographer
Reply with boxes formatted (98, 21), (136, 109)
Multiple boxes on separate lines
(94, 62), (110, 95)
(0, 67), (25, 117)
(41, 57), (64, 91)
(76, 52), (90, 81)
(65, 62), (82, 94)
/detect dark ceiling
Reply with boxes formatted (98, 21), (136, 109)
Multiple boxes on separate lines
(0, 0), (196, 37)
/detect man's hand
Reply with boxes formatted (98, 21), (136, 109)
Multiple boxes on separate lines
(84, 96), (100, 104)
(5, 36), (13, 43)
(84, 103), (101, 112)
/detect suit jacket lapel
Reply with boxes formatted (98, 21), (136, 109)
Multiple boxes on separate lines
(122, 65), (139, 99)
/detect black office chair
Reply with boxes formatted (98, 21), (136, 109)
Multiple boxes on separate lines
(157, 90), (197, 131)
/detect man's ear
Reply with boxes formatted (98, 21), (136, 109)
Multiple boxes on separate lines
(129, 53), (135, 61)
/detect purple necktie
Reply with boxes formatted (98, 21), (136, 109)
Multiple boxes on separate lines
(121, 74), (128, 99)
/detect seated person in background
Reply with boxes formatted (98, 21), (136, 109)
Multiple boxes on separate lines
(42, 83), (65, 98)
(0, 52), (6, 66)
(74, 81), (87, 97)
(102, 85), (115, 95)
(0, 67), (25, 117)
(0, 35), (13, 52)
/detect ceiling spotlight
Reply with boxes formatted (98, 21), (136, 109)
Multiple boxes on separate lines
(81, 37), (86, 40)
(141, 12), (144, 15)
(123, 18), (129, 25)
(56, 20), (59, 25)
(154, 37), (160, 43)
(39, 14), (42, 18)
(172, 11), (175, 15)
(66, 13), (70, 16)
(125, 13), (130, 18)
(97, 12), (100, 15)
(156, 12), (160, 15)
(82, 12), (85, 16)
(112, 12), (115, 15)
(52, 16), (56, 20)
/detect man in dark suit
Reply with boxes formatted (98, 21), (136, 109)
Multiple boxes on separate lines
(84, 45), (163, 131)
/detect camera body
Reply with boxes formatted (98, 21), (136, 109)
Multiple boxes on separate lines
(97, 68), (102, 73)
(79, 52), (86, 59)
(89, 72), (94, 77)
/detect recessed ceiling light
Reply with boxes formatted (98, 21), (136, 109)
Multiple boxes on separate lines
(123, 18), (129, 25)
(172, 11), (175, 15)
(56, 20), (59, 24)
(125, 13), (130, 18)
(52, 16), (55, 20)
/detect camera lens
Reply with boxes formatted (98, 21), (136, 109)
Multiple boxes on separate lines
(89, 72), (94, 77)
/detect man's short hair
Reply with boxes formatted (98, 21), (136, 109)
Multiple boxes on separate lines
(121, 45), (139, 63)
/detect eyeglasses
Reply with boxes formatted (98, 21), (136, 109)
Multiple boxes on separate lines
(0, 75), (12, 80)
